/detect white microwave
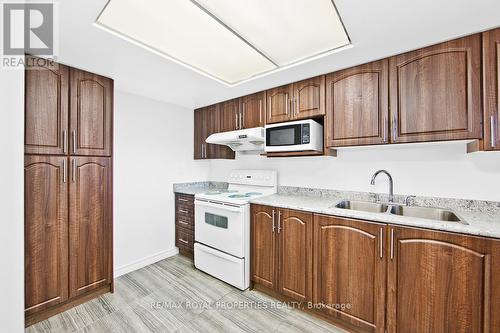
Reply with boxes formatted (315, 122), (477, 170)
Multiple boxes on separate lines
(265, 119), (323, 152)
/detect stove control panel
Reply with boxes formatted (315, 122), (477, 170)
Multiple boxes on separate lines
(228, 170), (277, 187)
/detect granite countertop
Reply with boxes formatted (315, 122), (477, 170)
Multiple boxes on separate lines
(173, 181), (228, 195)
(250, 194), (500, 239)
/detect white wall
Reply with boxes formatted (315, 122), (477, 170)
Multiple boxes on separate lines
(0, 69), (25, 331)
(114, 91), (209, 276)
(209, 142), (500, 202)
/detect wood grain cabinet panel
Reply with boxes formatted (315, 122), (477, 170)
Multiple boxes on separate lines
(240, 91), (266, 128)
(25, 156), (68, 315)
(387, 226), (500, 333)
(194, 108), (205, 159)
(267, 85), (292, 124)
(251, 205), (277, 289)
(25, 57), (69, 155)
(314, 215), (386, 333)
(70, 69), (113, 157)
(69, 157), (112, 298)
(219, 99), (239, 132)
(483, 28), (500, 151)
(292, 76), (325, 120)
(194, 105), (234, 159)
(326, 60), (389, 147)
(389, 34), (482, 143)
(278, 209), (313, 302)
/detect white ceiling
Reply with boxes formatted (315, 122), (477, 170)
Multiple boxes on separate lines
(56, 0), (500, 109)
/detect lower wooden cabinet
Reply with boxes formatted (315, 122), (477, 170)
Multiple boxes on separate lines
(251, 205), (500, 333)
(314, 215), (386, 333)
(175, 193), (195, 257)
(251, 205), (313, 302)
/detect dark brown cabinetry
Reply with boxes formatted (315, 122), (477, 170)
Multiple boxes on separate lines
(326, 60), (389, 147)
(387, 225), (500, 333)
(175, 193), (195, 257)
(24, 58), (113, 326)
(219, 99), (239, 132)
(240, 91), (266, 128)
(483, 28), (500, 151)
(251, 205), (313, 302)
(25, 155), (68, 316)
(267, 76), (325, 124)
(389, 34), (483, 143)
(314, 215), (386, 333)
(194, 105), (234, 159)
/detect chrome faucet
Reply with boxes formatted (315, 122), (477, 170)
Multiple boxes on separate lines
(370, 170), (394, 202)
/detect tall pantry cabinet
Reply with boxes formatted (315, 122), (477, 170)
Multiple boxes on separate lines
(24, 56), (113, 326)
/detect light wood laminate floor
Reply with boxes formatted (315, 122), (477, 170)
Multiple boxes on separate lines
(26, 255), (347, 333)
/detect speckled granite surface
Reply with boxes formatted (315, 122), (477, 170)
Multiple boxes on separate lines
(251, 186), (500, 239)
(173, 181), (228, 195)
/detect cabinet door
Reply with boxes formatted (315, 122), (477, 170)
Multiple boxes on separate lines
(70, 69), (113, 156)
(326, 60), (389, 147)
(251, 205), (277, 289)
(241, 91), (266, 128)
(220, 99), (239, 132)
(25, 156), (68, 315)
(69, 157), (112, 297)
(483, 28), (500, 150)
(314, 215), (386, 333)
(387, 226), (500, 333)
(204, 104), (221, 158)
(194, 108), (205, 159)
(292, 76), (325, 120)
(389, 34), (482, 143)
(266, 85), (292, 124)
(278, 209), (313, 302)
(25, 57), (69, 155)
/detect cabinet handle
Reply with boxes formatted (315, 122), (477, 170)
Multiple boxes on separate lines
(382, 119), (387, 143)
(241, 104), (245, 129)
(277, 210), (282, 233)
(379, 228), (383, 258)
(178, 198), (189, 202)
(294, 98), (298, 116)
(62, 159), (67, 183)
(178, 238), (188, 244)
(491, 115), (497, 148)
(72, 159), (76, 183)
(390, 228), (394, 260)
(235, 113), (239, 130)
(63, 130), (67, 154)
(285, 93), (289, 116)
(72, 131), (76, 153)
(259, 100), (262, 125)
(272, 210), (276, 233)
(179, 209), (189, 214)
(392, 115), (397, 142)
(178, 220), (189, 226)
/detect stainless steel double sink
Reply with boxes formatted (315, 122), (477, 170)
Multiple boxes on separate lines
(334, 200), (467, 224)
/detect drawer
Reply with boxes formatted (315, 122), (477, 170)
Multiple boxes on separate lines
(176, 216), (194, 230)
(176, 205), (194, 220)
(176, 194), (194, 206)
(176, 226), (194, 251)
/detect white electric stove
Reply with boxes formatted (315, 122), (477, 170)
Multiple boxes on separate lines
(194, 170), (277, 290)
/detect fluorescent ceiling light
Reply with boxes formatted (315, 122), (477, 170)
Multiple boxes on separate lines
(96, 0), (349, 85)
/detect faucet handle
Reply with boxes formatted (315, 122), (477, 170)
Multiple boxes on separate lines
(405, 195), (416, 206)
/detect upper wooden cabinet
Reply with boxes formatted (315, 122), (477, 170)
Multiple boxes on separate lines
(70, 69), (113, 157)
(219, 99), (239, 132)
(483, 28), (500, 151)
(193, 106), (234, 160)
(387, 225), (500, 333)
(326, 60), (389, 147)
(25, 58), (69, 155)
(267, 76), (325, 124)
(389, 34), (482, 143)
(314, 215), (386, 333)
(240, 91), (266, 128)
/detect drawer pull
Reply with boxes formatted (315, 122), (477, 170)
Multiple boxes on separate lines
(178, 238), (189, 244)
(179, 209), (189, 214)
(178, 198), (190, 202)
(178, 220), (189, 226)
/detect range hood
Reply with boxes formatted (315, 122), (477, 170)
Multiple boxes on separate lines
(206, 127), (265, 151)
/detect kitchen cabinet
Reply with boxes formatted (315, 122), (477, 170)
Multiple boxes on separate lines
(267, 76), (325, 124)
(483, 28), (500, 151)
(389, 34), (482, 143)
(194, 105), (234, 159)
(25, 57), (69, 155)
(251, 205), (313, 302)
(175, 193), (195, 258)
(219, 98), (239, 132)
(25, 156), (68, 316)
(69, 157), (113, 298)
(240, 91), (266, 128)
(387, 225), (500, 333)
(70, 68), (113, 157)
(326, 60), (389, 147)
(314, 215), (386, 333)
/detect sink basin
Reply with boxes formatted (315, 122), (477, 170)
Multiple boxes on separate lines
(335, 200), (390, 213)
(390, 205), (467, 224)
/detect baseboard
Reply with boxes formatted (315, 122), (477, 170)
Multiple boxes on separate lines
(114, 248), (179, 277)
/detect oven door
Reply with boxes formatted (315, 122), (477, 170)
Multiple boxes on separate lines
(195, 200), (246, 258)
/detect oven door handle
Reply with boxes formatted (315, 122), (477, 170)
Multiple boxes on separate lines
(194, 199), (243, 212)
